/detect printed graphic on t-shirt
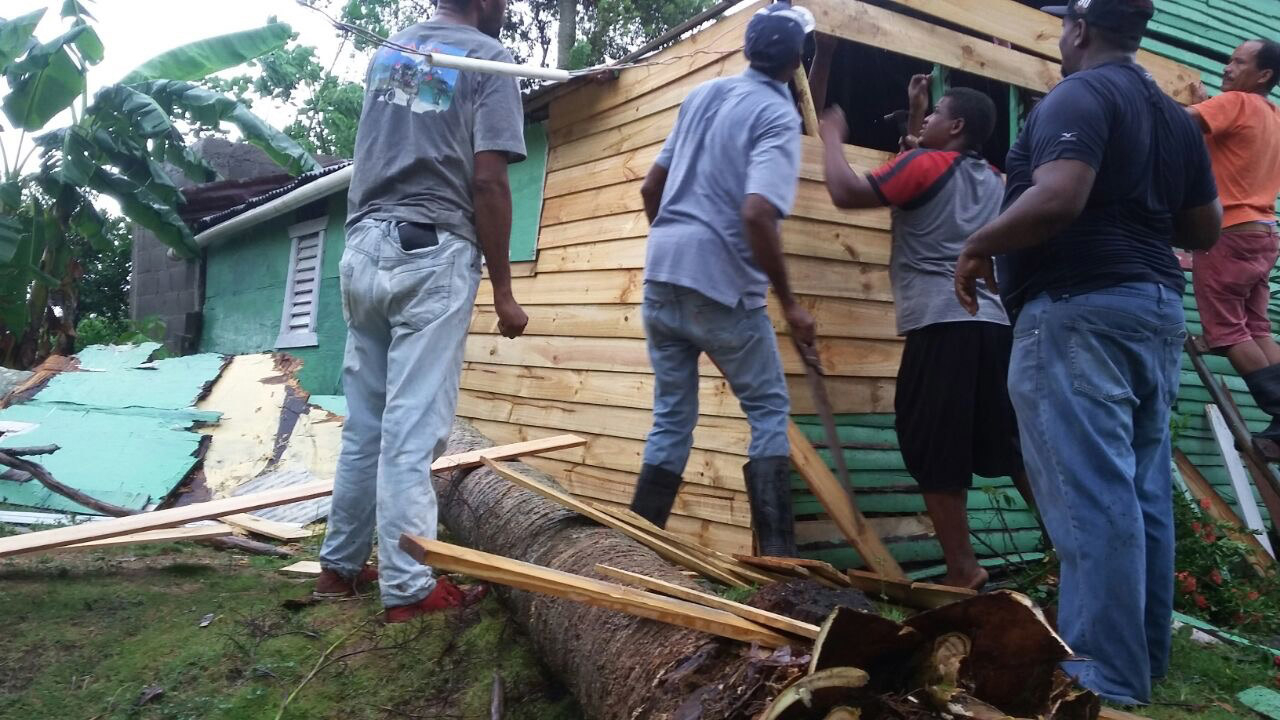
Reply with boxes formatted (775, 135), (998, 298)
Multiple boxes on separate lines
(367, 41), (462, 113)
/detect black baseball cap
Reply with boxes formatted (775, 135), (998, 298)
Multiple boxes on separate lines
(1042, 0), (1154, 37)
(744, 2), (816, 70)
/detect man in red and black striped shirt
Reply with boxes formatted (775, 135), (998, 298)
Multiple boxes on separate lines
(819, 79), (1032, 590)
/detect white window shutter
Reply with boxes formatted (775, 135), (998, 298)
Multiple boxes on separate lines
(276, 218), (328, 349)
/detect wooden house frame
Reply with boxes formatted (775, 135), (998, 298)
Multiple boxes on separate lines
(184, 0), (1280, 571)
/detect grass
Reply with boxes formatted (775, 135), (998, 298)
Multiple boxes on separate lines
(0, 539), (580, 720)
(1140, 626), (1278, 719)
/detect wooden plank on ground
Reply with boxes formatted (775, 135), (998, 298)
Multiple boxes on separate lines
(279, 560), (322, 575)
(808, 0), (1061, 93)
(845, 568), (976, 610)
(588, 501), (782, 585)
(399, 535), (788, 646)
(596, 564), (819, 639)
(886, 0), (1197, 103)
(222, 513), (313, 541)
(52, 524), (234, 553)
(1174, 449), (1275, 574)
(0, 435), (587, 558)
(481, 458), (749, 588)
(787, 422), (908, 580)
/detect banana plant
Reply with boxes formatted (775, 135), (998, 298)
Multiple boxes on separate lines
(0, 0), (320, 368)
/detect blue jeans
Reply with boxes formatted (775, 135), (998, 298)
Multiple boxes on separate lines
(1008, 283), (1186, 705)
(319, 220), (481, 607)
(641, 281), (790, 471)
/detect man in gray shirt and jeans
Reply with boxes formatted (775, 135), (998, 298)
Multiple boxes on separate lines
(314, 0), (529, 623)
(629, 2), (816, 557)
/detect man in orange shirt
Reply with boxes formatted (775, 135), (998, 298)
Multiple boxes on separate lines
(1189, 39), (1280, 445)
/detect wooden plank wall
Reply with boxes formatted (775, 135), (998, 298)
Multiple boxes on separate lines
(456, 0), (1202, 555)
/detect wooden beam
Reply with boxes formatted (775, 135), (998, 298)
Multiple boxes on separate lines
(845, 568), (976, 610)
(886, 0), (1197, 103)
(398, 535), (790, 647)
(588, 502), (783, 585)
(1205, 404), (1276, 558)
(1174, 449), (1274, 575)
(222, 514), (313, 541)
(794, 64), (821, 136)
(480, 458), (749, 588)
(50, 524), (234, 553)
(808, 0), (1061, 93)
(787, 422), (908, 580)
(0, 435), (587, 558)
(596, 564), (820, 639)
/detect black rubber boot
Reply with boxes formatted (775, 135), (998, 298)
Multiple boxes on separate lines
(629, 464), (683, 528)
(744, 456), (796, 557)
(1243, 364), (1280, 443)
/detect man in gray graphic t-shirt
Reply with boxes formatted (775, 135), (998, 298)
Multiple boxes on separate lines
(317, 0), (529, 624)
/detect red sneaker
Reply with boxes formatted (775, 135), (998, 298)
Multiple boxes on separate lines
(312, 565), (379, 600)
(384, 576), (488, 623)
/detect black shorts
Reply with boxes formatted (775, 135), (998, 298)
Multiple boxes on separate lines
(894, 321), (1023, 491)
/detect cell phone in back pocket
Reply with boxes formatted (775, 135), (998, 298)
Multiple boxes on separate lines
(397, 222), (439, 252)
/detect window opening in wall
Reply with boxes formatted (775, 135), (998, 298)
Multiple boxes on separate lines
(822, 39), (934, 153)
(945, 68), (1017, 168)
(276, 218), (327, 349)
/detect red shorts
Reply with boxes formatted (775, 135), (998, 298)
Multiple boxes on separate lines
(1192, 228), (1280, 350)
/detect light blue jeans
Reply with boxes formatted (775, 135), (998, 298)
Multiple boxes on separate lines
(319, 219), (481, 607)
(642, 281), (790, 471)
(1008, 282), (1186, 705)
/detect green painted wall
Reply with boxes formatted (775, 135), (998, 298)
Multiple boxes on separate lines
(201, 193), (349, 395)
(510, 122), (548, 262)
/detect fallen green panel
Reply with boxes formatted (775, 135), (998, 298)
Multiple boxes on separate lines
(806, 529), (1044, 568)
(1174, 611), (1280, 657)
(34, 353), (227, 411)
(1239, 688), (1280, 720)
(309, 394), (348, 417)
(508, 122), (548, 263)
(0, 404), (205, 513)
(74, 343), (161, 371)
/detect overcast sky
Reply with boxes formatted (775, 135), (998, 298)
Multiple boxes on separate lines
(1, 0), (366, 172)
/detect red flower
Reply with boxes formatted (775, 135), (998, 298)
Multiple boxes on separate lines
(1272, 655), (1280, 668)
(1191, 522), (1203, 534)
(1179, 574), (1198, 593)
(1204, 527), (1218, 543)
(1209, 569), (1223, 586)
(1200, 498), (1213, 511)
(1194, 594), (1210, 610)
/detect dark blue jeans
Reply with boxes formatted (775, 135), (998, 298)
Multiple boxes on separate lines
(1008, 283), (1186, 705)
(641, 281), (790, 472)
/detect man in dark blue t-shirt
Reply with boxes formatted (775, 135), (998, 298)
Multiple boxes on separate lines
(954, 0), (1221, 706)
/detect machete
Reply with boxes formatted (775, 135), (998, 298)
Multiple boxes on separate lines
(797, 343), (859, 528)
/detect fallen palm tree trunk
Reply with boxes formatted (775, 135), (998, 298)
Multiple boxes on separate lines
(436, 421), (814, 720)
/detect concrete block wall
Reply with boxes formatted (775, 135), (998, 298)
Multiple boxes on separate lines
(129, 138), (284, 355)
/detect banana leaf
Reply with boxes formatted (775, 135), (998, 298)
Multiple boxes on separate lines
(119, 23), (293, 85)
(61, 0), (96, 22)
(2, 24), (91, 131)
(84, 166), (197, 257)
(0, 216), (22, 263)
(140, 80), (321, 176)
(0, 9), (44, 74)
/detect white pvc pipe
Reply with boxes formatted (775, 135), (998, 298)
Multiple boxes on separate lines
(425, 52), (572, 83)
